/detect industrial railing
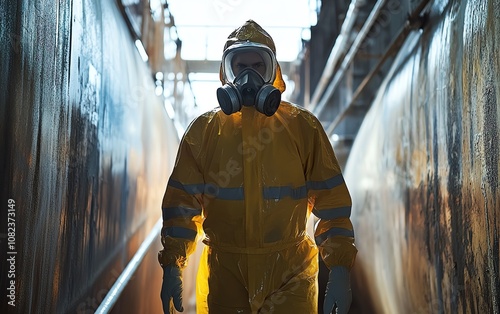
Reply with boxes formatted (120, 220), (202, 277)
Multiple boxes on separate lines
(96, 1), (187, 312)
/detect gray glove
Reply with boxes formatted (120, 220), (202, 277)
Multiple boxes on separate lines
(323, 266), (351, 314)
(161, 266), (184, 313)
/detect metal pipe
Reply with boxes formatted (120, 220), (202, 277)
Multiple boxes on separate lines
(308, 0), (363, 111)
(325, 0), (431, 135)
(95, 219), (163, 314)
(304, 48), (311, 108)
(312, 0), (389, 116)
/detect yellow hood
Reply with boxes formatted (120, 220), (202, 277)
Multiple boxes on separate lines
(219, 20), (286, 93)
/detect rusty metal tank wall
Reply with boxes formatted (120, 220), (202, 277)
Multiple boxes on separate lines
(0, 0), (178, 313)
(345, 0), (499, 313)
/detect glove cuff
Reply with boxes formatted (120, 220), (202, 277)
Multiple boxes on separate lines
(319, 236), (357, 270)
(329, 265), (350, 279)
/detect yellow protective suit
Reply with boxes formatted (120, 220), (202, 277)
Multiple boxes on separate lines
(159, 20), (357, 314)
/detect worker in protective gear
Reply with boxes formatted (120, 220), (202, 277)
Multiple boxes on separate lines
(159, 20), (357, 314)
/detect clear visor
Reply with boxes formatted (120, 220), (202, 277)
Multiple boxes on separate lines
(222, 42), (277, 83)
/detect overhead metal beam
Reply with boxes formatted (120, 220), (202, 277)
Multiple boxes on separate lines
(309, 0), (363, 110)
(184, 60), (292, 76)
(324, 0), (432, 136)
(311, 0), (390, 116)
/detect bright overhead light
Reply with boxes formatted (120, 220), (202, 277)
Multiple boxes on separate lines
(166, 0), (314, 62)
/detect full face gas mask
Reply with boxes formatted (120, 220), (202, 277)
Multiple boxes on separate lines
(217, 42), (281, 116)
(217, 68), (281, 116)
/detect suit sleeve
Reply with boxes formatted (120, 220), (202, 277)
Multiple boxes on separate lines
(158, 128), (204, 269)
(304, 117), (357, 270)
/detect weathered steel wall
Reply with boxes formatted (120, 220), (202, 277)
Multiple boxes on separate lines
(345, 0), (499, 313)
(0, 0), (178, 313)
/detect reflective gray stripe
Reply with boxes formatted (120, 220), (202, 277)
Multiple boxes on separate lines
(313, 206), (351, 220)
(168, 179), (204, 195)
(171, 174), (344, 201)
(162, 207), (202, 220)
(162, 226), (197, 241)
(306, 174), (344, 190)
(213, 187), (245, 200)
(315, 227), (355, 245)
(169, 179), (244, 200)
(262, 175), (345, 200)
(263, 185), (307, 200)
